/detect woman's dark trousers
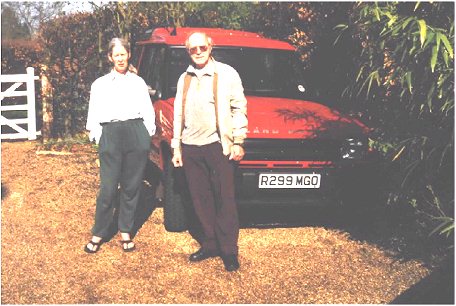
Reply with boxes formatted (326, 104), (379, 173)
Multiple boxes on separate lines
(182, 142), (240, 256)
(91, 119), (150, 238)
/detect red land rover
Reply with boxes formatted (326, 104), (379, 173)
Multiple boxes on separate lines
(135, 27), (375, 232)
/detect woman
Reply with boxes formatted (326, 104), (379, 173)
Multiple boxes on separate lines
(84, 38), (156, 253)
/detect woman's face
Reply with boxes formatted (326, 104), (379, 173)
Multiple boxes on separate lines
(109, 45), (130, 74)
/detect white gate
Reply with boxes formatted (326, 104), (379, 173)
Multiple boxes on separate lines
(0, 67), (39, 140)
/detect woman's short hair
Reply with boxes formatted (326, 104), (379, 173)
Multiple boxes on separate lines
(108, 38), (130, 55)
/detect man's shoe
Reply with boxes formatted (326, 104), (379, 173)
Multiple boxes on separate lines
(189, 248), (219, 262)
(222, 255), (240, 272)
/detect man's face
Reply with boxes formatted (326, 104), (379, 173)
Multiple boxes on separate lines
(109, 45), (130, 74)
(187, 33), (212, 69)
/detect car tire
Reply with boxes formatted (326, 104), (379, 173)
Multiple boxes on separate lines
(163, 152), (189, 232)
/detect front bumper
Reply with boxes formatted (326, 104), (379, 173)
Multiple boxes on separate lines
(234, 160), (375, 206)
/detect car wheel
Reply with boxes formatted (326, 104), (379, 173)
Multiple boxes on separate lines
(163, 152), (189, 232)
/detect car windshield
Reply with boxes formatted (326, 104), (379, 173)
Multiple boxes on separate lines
(168, 47), (306, 99)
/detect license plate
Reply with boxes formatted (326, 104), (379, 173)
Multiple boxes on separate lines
(258, 173), (321, 189)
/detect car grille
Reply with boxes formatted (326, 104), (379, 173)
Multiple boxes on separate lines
(242, 138), (342, 161)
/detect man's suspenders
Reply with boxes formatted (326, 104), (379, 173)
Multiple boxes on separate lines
(213, 72), (219, 132)
(181, 73), (192, 135)
(180, 72), (219, 136)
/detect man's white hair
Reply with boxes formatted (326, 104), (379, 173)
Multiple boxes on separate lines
(185, 32), (213, 49)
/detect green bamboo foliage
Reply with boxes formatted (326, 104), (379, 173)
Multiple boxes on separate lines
(335, 2), (454, 239)
(339, 4), (454, 114)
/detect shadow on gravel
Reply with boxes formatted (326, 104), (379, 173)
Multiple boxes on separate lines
(390, 249), (454, 304)
(133, 159), (163, 237)
(239, 200), (452, 261)
(238, 201), (454, 305)
(1, 182), (8, 199)
(104, 160), (162, 241)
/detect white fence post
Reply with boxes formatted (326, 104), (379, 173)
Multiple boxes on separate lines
(1, 67), (39, 140)
(26, 67), (37, 140)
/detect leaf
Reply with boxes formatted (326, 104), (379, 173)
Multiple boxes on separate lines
(356, 66), (365, 82)
(440, 141), (453, 168)
(418, 19), (427, 47)
(399, 46), (408, 62)
(366, 71), (380, 96)
(401, 159), (421, 188)
(436, 32), (442, 55)
(439, 33), (454, 59)
(402, 17), (413, 30)
(374, 7), (380, 21)
(443, 49), (449, 67)
(357, 70), (377, 97)
(429, 217), (454, 237)
(405, 71), (413, 94)
(431, 45), (438, 73)
(387, 15), (397, 27)
(391, 23), (402, 36)
(440, 98), (454, 115)
(441, 223), (454, 237)
(333, 26), (348, 46)
(423, 31), (434, 49)
(392, 146), (406, 161)
(380, 26), (389, 36)
(385, 11), (393, 20)
(427, 86), (435, 112)
(333, 24), (348, 30)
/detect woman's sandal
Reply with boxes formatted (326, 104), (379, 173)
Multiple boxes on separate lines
(84, 240), (102, 254)
(120, 240), (136, 252)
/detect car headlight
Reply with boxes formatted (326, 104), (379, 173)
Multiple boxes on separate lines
(340, 137), (367, 160)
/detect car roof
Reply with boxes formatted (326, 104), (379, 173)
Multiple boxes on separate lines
(136, 27), (296, 51)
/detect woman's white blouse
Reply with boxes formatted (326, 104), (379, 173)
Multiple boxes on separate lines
(86, 70), (156, 143)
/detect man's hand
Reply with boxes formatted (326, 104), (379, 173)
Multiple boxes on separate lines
(229, 144), (245, 161)
(172, 151), (183, 167)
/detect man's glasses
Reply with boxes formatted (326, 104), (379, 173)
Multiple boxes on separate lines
(188, 45), (209, 55)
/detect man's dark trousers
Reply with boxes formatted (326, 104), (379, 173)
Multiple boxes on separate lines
(182, 142), (240, 256)
(92, 119), (150, 238)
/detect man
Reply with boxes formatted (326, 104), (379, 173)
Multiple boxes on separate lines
(171, 32), (248, 272)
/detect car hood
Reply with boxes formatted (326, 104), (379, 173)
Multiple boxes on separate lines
(246, 96), (370, 139)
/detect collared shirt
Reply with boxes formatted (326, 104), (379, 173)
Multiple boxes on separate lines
(181, 60), (220, 146)
(86, 70), (156, 143)
(172, 59), (248, 156)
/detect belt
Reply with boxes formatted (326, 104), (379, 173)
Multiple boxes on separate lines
(100, 118), (143, 126)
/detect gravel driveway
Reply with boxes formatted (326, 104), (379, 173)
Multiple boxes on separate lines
(1, 141), (431, 304)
